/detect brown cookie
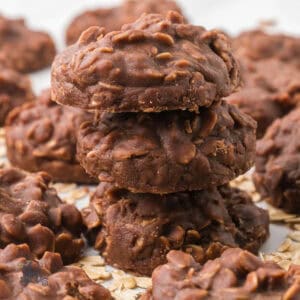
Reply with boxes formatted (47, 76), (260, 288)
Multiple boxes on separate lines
(0, 15), (56, 73)
(232, 30), (300, 64)
(226, 87), (287, 139)
(254, 108), (300, 213)
(66, 0), (184, 45)
(141, 248), (300, 300)
(82, 182), (269, 276)
(0, 167), (85, 264)
(0, 66), (34, 126)
(5, 89), (96, 184)
(226, 30), (300, 138)
(52, 12), (239, 112)
(77, 101), (256, 194)
(0, 243), (111, 299)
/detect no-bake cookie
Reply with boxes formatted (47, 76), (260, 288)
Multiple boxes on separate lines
(5, 89), (96, 183)
(77, 101), (256, 194)
(0, 15), (56, 73)
(66, 0), (184, 45)
(0, 66), (34, 126)
(226, 30), (300, 137)
(0, 167), (84, 263)
(52, 12), (239, 112)
(142, 248), (300, 300)
(82, 182), (269, 276)
(0, 243), (111, 299)
(254, 108), (300, 213)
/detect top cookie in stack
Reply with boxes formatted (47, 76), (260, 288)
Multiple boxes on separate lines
(52, 12), (239, 113)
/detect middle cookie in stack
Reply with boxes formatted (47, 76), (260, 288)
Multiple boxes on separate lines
(51, 12), (269, 276)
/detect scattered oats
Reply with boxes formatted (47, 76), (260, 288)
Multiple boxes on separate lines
(135, 277), (152, 289)
(51, 182), (77, 193)
(0, 146), (5, 157)
(78, 256), (105, 266)
(70, 187), (89, 200)
(277, 259), (291, 270)
(83, 266), (112, 281)
(268, 206), (296, 222)
(288, 231), (300, 242)
(278, 238), (292, 252)
(112, 288), (141, 300)
(123, 277), (137, 289)
(286, 217), (300, 224)
(230, 173), (261, 202)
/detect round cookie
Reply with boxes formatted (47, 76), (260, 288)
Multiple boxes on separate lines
(5, 89), (96, 184)
(232, 30), (300, 64)
(226, 87), (285, 138)
(0, 66), (34, 126)
(0, 15), (56, 73)
(77, 101), (256, 194)
(254, 108), (300, 213)
(0, 167), (84, 264)
(0, 243), (111, 299)
(82, 182), (269, 276)
(141, 248), (300, 300)
(52, 12), (239, 112)
(66, 0), (184, 45)
(226, 30), (300, 138)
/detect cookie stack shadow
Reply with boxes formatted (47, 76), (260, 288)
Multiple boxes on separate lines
(51, 11), (269, 276)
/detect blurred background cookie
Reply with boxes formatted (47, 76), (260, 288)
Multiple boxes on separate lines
(0, 15), (56, 73)
(5, 89), (96, 184)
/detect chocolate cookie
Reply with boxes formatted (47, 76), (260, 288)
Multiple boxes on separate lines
(226, 87), (285, 138)
(0, 66), (34, 126)
(82, 182), (269, 276)
(0, 15), (56, 73)
(254, 108), (300, 213)
(66, 0), (184, 45)
(5, 89), (96, 184)
(232, 30), (300, 64)
(142, 248), (300, 300)
(0, 243), (111, 299)
(52, 12), (239, 112)
(226, 30), (300, 137)
(0, 167), (85, 264)
(77, 101), (256, 194)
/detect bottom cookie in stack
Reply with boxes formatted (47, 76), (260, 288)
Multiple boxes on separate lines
(141, 248), (300, 300)
(0, 243), (112, 300)
(82, 182), (269, 276)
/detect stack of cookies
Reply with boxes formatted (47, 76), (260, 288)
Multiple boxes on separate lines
(51, 12), (269, 276)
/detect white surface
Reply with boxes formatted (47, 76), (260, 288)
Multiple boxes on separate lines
(0, 0), (298, 255)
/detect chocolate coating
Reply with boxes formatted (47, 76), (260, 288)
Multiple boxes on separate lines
(233, 30), (300, 65)
(77, 101), (256, 194)
(66, 0), (184, 45)
(0, 167), (84, 264)
(5, 89), (96, 184)
(226, 30), (300, 138)
(0, 15), (56, 73)
(142, 248), (300, 300)
(0, 66), (34, 126)
(52, 12), (239, 112)
(82, 183), (269, 276)
(254, 108), (300, 213)
(0, 243), (111, 299)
